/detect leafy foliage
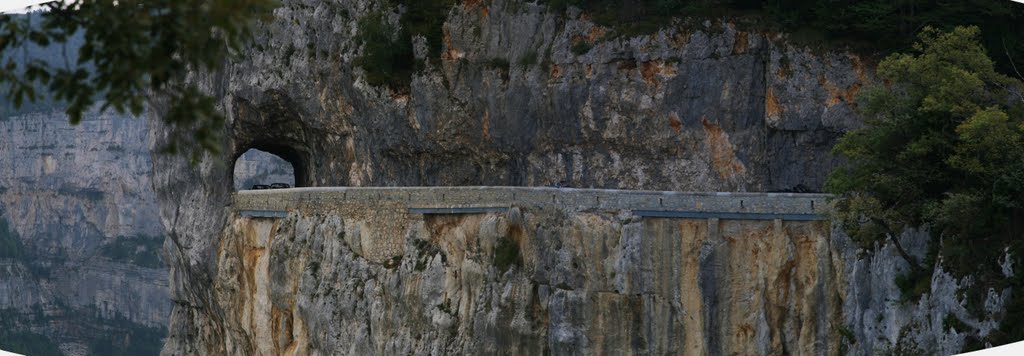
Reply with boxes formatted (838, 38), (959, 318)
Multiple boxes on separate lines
(395, 0), (455, 59)
(518, 50), (538, 68)
(353, 12), (416, 90)
(0, 15), (84, 117)
(493, 236), (521, 273)
(570, 41), (592, 56)
(353, 1), (455, 90)
(828, 26), (1023, 257)
(827, 26), (1024, 344)
(0, 0), (277, 161)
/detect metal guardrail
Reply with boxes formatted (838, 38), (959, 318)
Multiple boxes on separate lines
(632, 210), (824, 221)
(240, 208), (823, 221)
(408, 207), (510, 215)
(239, 210), (288, 218)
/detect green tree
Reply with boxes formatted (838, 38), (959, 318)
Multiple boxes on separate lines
(351, 1), (454, 91)
(827, 26), (1024, 344)
(0, 0), (276, 160)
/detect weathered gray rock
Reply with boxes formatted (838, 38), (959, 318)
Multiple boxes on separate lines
(208, 208), (841, 355)
(836, 228), (1010, 355)
(187, 0), (866, 192)
(149, 0), (1003, 355)
(0, 109), (169, 353)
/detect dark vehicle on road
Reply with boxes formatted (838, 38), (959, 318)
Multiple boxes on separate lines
(251, 184), (270, 190)
(270, 183), (291, 189)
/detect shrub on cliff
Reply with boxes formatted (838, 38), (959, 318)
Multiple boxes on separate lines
(354, 13), (416, 90)
(353, 1), (455, 91)
(827, 26), (1024, 348)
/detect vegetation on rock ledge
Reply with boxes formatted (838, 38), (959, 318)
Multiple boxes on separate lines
(354, 0), (456, 90)
(355, 0), (1023, 92)
(541, 0), (1023, 75)
(99, 235), (165, 269)
(354, 12), (417, 90)
(494, 236), (522, 273)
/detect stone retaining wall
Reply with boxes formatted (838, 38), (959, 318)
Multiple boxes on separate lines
(233, 187), (828, 216)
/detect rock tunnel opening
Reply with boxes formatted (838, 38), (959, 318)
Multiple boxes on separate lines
(232, 145), (307, 191)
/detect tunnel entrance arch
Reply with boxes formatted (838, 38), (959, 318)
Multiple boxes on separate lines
(228, 90), (318, 190)
(232, 143), (309, 191)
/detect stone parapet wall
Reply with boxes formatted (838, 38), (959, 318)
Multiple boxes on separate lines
(233, 187), (829, 216)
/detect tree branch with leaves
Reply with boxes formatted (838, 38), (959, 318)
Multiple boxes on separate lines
(0, 0), (277, 161)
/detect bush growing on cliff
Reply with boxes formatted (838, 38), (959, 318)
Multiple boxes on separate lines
(354, 13), (416, 90)
(395, 0), (456, 59)
(493, 236), (522, 273)
(353, 1), (456, 90)
(827, 26), (1024, 348)
(570, 41), (592, 56)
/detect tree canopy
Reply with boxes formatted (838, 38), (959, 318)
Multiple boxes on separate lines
(0, 0), (276, 160)
(827, 26), (1024, 347)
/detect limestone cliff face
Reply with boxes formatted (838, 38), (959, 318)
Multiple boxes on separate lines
(0, 110), (163, 246)
(837, 230), (1014, 354)
(180, 0), (867, 194)
(198, 210), (1007, 355)
(0, 110), (169, 354)
(213, 208), (842, 355)
(151, 0), (995, 354)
